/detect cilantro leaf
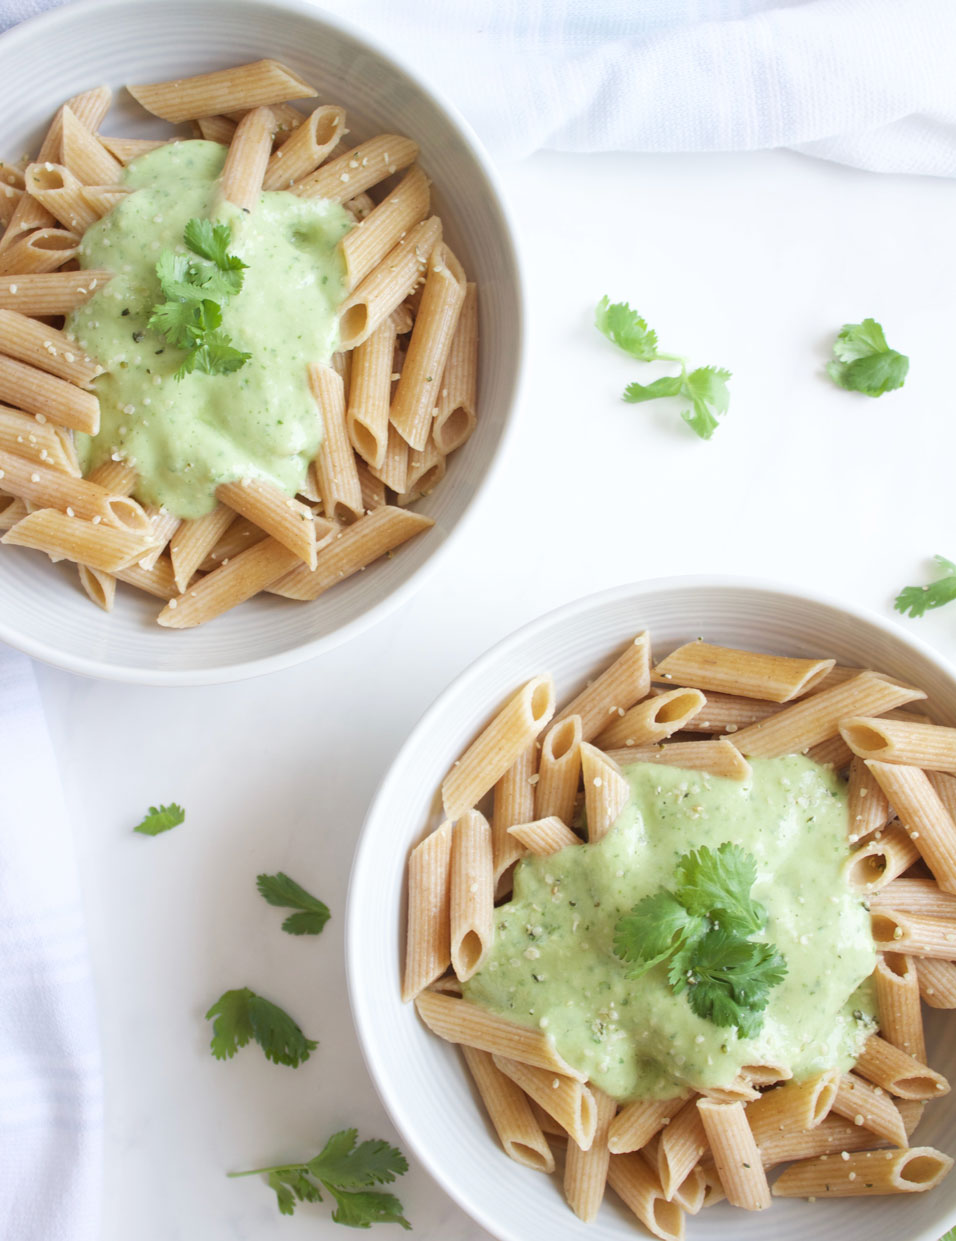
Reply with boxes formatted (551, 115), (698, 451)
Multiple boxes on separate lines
(622, 376), (684, 403)
(827, 318), (909, 397)
(674, 927), (787, 1037)
(175, 331), (251, 380)
(594, 297), (659, 361)
(184, 217), (247, 279)
(256, 872), (331, 936)
(613, 891), (706, 978)
(205, 986), (317, 1067)
(134, 803), (184, 835)
(230, 1129), (411, 1227)
(895, 556), (956, 619)
(680, 366), (731, 441)
(674, 843), (766, 935)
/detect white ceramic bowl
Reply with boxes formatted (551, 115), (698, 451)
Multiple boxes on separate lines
(0, 0), (522, 684)
(348, 578), (956, 1241)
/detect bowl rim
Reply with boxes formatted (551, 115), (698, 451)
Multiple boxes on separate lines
(346, 573), (956, 1241)
(0, 0), (526, 686)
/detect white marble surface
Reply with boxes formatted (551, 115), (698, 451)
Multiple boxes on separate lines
(29, 144), (956, 1239)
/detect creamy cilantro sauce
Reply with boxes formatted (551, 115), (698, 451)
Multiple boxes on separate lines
(464, 756), (877, 1101)
(69, 141), (351, 518)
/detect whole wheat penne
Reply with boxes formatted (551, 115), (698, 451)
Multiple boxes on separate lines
(664, 688), (783, 735)
(564, 1087), (617, 1221)
(0, 271), (111, 315)
(844, 822), (920, 889)
(871, 877), (956, 919)
(739, 1064), (792, 1087)
(347, 191), (375, 223)
(0, 406), (80, 474)
(0, 227), (80, 276)
(346, 308), (396, 469)
(338, 216), (441, 351)
(413, 991), (586, 1079)
(866, 761), (956, 894)
(138, 507), (181, 572)
(0, 182), (22, 227)
(397, 438), (445, 504)
(771, 1145), (952, 1197)
(871, 907), (956, 961)
(729, 672), (925, 759)
(0, 353), (99, 434)
(848, 756), (892, 842)
(554, 632), (652, 742)
(493, 1056), (596, 1150)
(507, 816), (579, 856)
(535, 715), (583, 825)
(81, 186), (130, 219)
(606, 1153), (685, 1241)
(0, 309), (101, 387)
(832, 1071), (909, 1147)
(24, 163), (98, 232)
(2, 507), (153, 572)
(114, 556), (178, 600)
(267, 506), (433, 600)
(195, 115), (237, 144)
(807, 733), (854, 770)
(450, 810), (493, 982)
(340, 165), (429, 291)
(597, 687), (706, 750)
(671, 1160), (715, 1214)
(696, 1099), (769, 1211)
(77, 562), (115, 611)
(402, 821), (453, 1002)
(368, 422), (408, 492)
(853, 1033), (950, 1100)
(355, 460), (386, 511)
(914, 957), (956, 1008)
(608, 739), (751, 781)
(581, 743), (630, 842)
(433, 282), (477, 454)
(698, 1079), (760, 1105)
(843, 718), (956, 773)
(215, 477), (318, 569)
(98, 136), (169, 163)
(653, 643), (834, 703)
(744, 1070), (839, 1147)
(442, 677), (555, 821)
(227, 100), (305, 132)
(608, 1097), (686, 1155)
(262, 104), (344, 190)
(928, 769), (956, 821)
(218, 107), (274, 212)
(461, 1047), (554, 1174)
(0, 162), (24, 190)
(293, 134), (418, 204)
(157, 537), (302, 628)
(656, 1098), (708, 1200)
(85, 459), (136, 493)
(491, 743), (536, 887)
(309, 363), (363, 521)
(168, 505), (236, 592)
(128, 60), (315, 125)
(874, 954), (926, 1061)
(0, 449), (148, 531)
(59, 108), (122, 185)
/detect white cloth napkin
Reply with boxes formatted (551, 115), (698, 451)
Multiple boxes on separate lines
(0, 649), (102, 1241)
(6, 0), (956, 175)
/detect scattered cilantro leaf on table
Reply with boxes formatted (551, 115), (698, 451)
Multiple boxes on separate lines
(613, 842), (786, 1037)
(596, 297), (731, 440)
(257, 872), (331, 935)
(229, 1127), (411, 1227)
(827, 318), (909, 397)
(205, 986), (317, 1067)
(895, 556), (956, 620)
(133, 803), (185, 836)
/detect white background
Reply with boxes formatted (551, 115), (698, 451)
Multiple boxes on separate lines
(30, 142), (956, 1239)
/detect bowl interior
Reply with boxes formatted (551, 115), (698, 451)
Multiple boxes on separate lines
(348, 580), (956, 1241)
(0, 0), (519, 683)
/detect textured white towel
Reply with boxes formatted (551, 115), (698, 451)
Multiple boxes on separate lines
(5, 0), (956, 175)
(0, 650), (102, 1241)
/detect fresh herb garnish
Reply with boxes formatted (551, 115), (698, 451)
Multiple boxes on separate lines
(595, 297), (731, 440)
(133, 803), (185, 835)
(895, 555), (956, 619)
(257, 872), (331, 936)
(205, 986), (317, 1067)
(826, 318), (909, 397)
(613, 843), (786, 1037)
(148, 218), (251, 380)
(229, 1128), (411, 1227)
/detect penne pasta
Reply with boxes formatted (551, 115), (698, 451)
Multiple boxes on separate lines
(534, 714), (583, 825)
(606, 1153), (685, 1241)
(1, 507), (153, 572)
(338, 216), (442, 351)
(852, 1034), (950, 1100)
(608, 1097), (686, 1156)
(507, 816), (579, 856)
(0, 405), (80, 475)
(310, 363), (364, 521)
(564, 1087), (616, 1221)
(865, 761), (956, 895)
(262, 104), (344, 191)
(607, 739), (751, 781)
(59, 107), (122, 185)
(914, 957), (956, 1009)
(653, 643), (834, 703)
(874, 953), (926, 1062)
(847, 755), (892, 841)
(771, 1146), (952, 1198)
(292, 134), (419, 204)
(744, 1070), (839, 1147)
(871, 907), (956, 961)
(218, 106), (275, 212)
(664, 688), (782, 735)
(98, 136), (169, 163)
(76, 562), (115, 611)
(346, 315), (396, 469)
(168, 504), (236, 594)
(491, 743), (536, 888)
(402, 821), (453, 1003)
(0, 226), (80, 276)
(493, 1056), (597, 1151)
(831, 1071), (908, 1147)
(128, 60), (316, 125)
(0, 353), (99, 434)
(0, 270), (111, 315)
(0, 308), (102, 386)
(450, 810), (494, 982)
(842, 717), (956, 773)
(843, 822), (921, 890)
(696, 1098), (769, 1210)
(461, 1047), (554, 1174)
(554, 632), (652, 742)
(215, 477), (319, 570)
(339, 165), (430, 291)
(24, 162), (99, 232)
(157, 537), (303, 628)
(656, 1098), (708, 1200)
(580, 743), (630, 842)
(597, 687), (706, 750)
(433, 282), (478, 455)
(0, 449), (148, 531)
(871, 877), (956, 919)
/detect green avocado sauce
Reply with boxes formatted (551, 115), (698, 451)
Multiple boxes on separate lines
(463, 756), (878, 1102)
(68, 140), (351, 519)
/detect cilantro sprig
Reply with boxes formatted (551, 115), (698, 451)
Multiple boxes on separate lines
(257, 872), (331, 936)
(205, 986), (317, 1067)
(595, 297), (731, 440)
(895, 556), (956, 619)
(827, 318), (909, 397)
(148, 218), (251, 380)
(230, 1128), (411, 1227)
(133, 803), (185, 835)
(614, 843), (786, 1038)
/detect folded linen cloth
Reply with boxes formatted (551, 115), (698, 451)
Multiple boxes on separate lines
(0, 649), (102, 1241)
(4, 0), (956, 175)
